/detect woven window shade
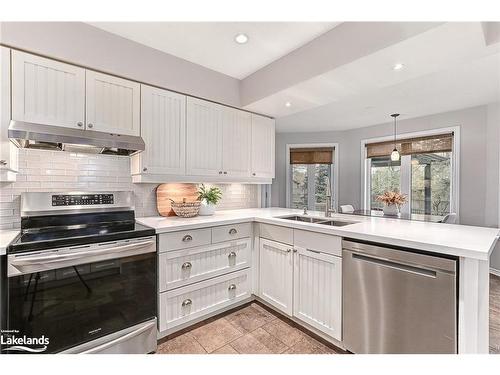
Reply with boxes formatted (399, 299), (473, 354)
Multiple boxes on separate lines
(366, 133), (453, 158)
(290, 147), (334, 164)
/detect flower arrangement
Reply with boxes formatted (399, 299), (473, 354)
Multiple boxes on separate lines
(376, 191), (407, 207)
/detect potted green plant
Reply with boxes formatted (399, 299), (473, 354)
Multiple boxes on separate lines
(197, 184), (222, 216)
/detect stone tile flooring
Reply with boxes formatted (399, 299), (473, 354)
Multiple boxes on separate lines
(157, 274), (500, 354)
(157, 302), (346, 354)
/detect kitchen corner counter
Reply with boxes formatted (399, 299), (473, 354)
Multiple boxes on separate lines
(136, 207), (500, 261)
(0, 229), (20, 256)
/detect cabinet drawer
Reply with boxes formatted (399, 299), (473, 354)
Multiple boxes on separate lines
(259, 223), (293, 245)
(159, 238), (251, 291)
(158, 228), (211, 252)
(294, 229), (342, 257)
(212, 223), (252, 244)
(159, 269), (251, 332)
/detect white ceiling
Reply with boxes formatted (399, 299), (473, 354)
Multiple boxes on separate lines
(243, 22), (500, 131)
(87, 22), (338, 79)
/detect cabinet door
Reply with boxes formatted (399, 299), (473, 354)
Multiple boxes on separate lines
(11, 50), (85, 129)
(251, 114), (275, 179)
(259, 238), (293, 315)
(293, 246), (342, 341)
(186, 97), (223, 176)
(221, 108), (251, 177)
(0, 47), (18, 180)
(86, 71), (140, 136)
(136, 85), (186, 175)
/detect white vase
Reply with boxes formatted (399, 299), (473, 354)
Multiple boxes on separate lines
(383, 204), (399, 216)
(199, 201), (216, 216)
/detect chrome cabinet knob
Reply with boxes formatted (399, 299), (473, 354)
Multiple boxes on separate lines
(293, 248), (298, 253)
(182, 235), (193, 242)
(223, 171), (227, 174)
(228, 251), (237, 259)
(229, 228), (237, 235)
(182, 299), (192, 307)
(228, 284), (237, 291)
(181, 262), (192, 270)
(286, 248), (292, 253)
(77, 121), (83, 127)
(87, 123), (94, 129)
(219, 171), (222, 174)
(0, 160), (6, 166)
(143, 167), (148, 172)
(252, 173), (256, 176)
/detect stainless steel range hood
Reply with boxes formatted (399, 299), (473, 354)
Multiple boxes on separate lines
(8, 120), (145, 155)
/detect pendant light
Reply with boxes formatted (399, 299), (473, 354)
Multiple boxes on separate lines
(390, 113), (400, 161)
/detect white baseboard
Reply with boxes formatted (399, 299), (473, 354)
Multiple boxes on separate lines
(490, 268), (500, 277)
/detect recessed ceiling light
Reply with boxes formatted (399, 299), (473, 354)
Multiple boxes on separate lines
(393, 63), (404, 71)
(234, 33), (249, 44)
(285, 101), (292, 108)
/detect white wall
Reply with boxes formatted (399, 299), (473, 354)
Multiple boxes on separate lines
(0, 22), (240, 107)
(0, 149), (259, 230)
(274, 104), (500, 269)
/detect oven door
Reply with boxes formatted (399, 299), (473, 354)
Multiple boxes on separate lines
(5, 236), (156, 354)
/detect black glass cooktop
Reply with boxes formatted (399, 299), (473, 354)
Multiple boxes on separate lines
(8, 211), (155, 254)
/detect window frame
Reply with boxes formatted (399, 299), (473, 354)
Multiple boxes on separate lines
(285, 143), (339, 211)
(361, 126), (460, 221)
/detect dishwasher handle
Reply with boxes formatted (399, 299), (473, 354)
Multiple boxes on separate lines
(351, 252), (437, 278)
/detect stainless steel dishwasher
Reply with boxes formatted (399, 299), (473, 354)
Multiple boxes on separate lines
(342, 240), (457, 354)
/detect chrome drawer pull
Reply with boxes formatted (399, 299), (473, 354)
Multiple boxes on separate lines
(228, 251), (237, 259)
(228, 284), (237, 291)
(286, 248), (292, 253)
(229, 228), (237, 235)
(182, 299), (192, 307)
(181, 262), (192, 270)
(182, 235), (193, 242)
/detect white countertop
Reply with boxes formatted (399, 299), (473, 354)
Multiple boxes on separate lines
(137, 208), (500, 261)
(0, 229), (20, 256)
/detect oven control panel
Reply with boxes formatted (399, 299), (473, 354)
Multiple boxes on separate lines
(52, 194), (114, 206)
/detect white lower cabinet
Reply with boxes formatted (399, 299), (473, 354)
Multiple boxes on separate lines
(159, 268), (251, 332)
(293, 246), (342, 341)
(258, 238), (294, 315)
(159, 238), (251, 291)
(258, 233), (343, 342)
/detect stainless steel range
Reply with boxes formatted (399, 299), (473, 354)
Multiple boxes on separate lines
(2, 191), (157, 354)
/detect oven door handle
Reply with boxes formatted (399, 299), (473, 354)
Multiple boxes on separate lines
(10, 240), (155, 267)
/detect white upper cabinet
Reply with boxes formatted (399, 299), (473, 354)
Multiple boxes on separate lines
(186, 97), (223, 176)
(11, 50), (85, 129)
(132, 85), (186, 176)
(251, 114), (275, 179)
(86, 71), (140, 136)
(221, 108), (251, 177)
(1, 47), (18, 181)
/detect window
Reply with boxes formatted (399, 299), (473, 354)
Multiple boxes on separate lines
(287, 145), (336, 211)
(364, 131), (457, 221)
(370, 156), (401, 210)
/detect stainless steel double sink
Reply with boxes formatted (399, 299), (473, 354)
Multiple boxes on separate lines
(279, 215), (356, 227)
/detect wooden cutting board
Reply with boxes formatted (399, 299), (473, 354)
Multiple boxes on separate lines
(156, 183), (199, 217)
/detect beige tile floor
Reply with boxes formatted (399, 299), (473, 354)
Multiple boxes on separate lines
(157, 302), (346, 354)
(157, 274), (500, 354)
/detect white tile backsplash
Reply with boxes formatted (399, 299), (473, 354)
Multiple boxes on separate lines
(0, 149), (260, 229)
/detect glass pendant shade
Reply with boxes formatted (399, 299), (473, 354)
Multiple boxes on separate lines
(390, 113), (400, 161)
(391, 148), (400, 161)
